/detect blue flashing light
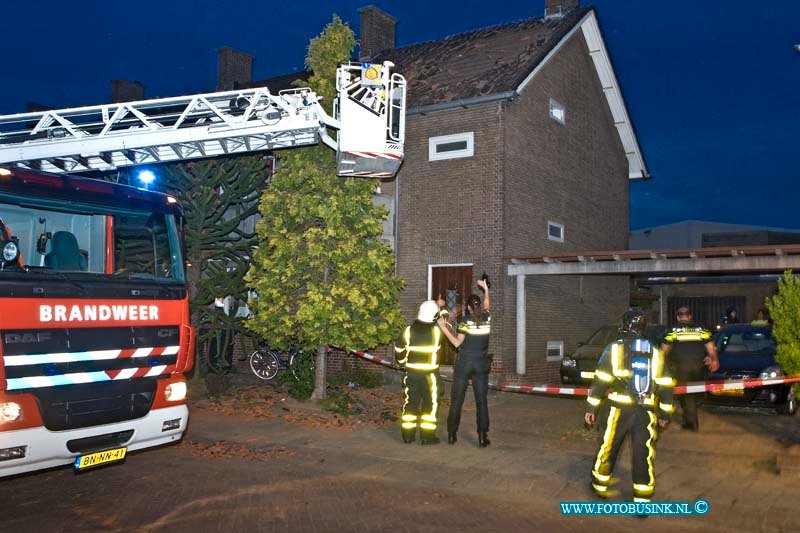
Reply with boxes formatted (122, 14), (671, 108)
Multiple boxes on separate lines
(137, 170), (156, 188)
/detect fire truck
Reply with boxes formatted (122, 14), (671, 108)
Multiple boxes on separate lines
(0, 61), (406, 476)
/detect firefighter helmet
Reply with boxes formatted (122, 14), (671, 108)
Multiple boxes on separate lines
(418, 300), (440, 323)
(620, 307), (648, 336)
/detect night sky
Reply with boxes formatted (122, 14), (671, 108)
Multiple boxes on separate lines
(1, 0), (797, 230)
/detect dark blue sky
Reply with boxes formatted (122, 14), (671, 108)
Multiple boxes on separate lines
(1, 1), (798, 230)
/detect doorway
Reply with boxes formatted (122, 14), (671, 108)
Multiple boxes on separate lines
(429, 264), (473, 365)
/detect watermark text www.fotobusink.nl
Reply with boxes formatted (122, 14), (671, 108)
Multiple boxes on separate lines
(560, 499), (709, 516)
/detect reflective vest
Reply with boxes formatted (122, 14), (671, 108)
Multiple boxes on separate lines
(395, 323), (441, 371)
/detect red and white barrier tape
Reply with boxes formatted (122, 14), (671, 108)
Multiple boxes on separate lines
(332, 345), (800, 397)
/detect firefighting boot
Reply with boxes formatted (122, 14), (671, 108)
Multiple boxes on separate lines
(478, 431), (491, 447)
(448, 432), (457, 445)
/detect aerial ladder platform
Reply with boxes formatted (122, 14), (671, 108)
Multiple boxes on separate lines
(0, 62), (405, 178)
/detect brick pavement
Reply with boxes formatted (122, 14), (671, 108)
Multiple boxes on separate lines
(2, 388), (799, 532)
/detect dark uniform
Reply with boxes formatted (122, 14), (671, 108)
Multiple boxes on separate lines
(394, 321), (442, 443)
(663, 323), (712, 430)
(587, 337), (675, 502)
(447, 311), (491, 438)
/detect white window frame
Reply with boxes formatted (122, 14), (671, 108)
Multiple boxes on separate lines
(428, 132), (474, 161)
(547, 221), (564, 243)
(549, 98), (566, 126)
(546, 340), (565, 362)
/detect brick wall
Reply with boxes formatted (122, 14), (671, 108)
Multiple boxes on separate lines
(500, 29), (630, 383)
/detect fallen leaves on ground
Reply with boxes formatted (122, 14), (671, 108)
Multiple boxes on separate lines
(192, 385), (407, 431)
(178, 440), (295, 462)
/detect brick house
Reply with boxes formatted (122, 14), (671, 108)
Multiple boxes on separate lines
(218, 0), (648, 383)
(364, 0), (648, 383)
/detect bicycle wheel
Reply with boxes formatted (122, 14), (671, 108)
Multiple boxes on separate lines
(249, 349), (280, 380)
(288, 350), (315, 381)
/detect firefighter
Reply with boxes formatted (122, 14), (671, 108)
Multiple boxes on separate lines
(585, 308), (675, 503)
(661, 306), (719, 431)
(394, 300), (443, 445)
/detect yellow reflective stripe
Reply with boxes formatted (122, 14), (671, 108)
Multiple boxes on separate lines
(652, 347), (663, 377)
(592, 470), (611, 482)
(608, 392), (633, 404)
(595, 370), (614, 383)
(401, 414), (417, 421)
(592, 483), (608, 493)
(405, 345), (440, 353)
(655, 377), (675, 386)
(394, 345), (404, 353)
(659, 403), (674, 413)
(642, 395), (655, 406)
(633, 483), (654, 494)
(634, 497), (651, 503)
(581, 371), (596, 379)
(401, 422), (417, 429)
(594, 406), (620, 474)
(419, 422), (436, 430)
(432, 327), (440, 367)
(428, 373), (438, 420)
(587, 396), (601, 407)
(645, 412), (657, 490)
(611, 343), (630, 377)
(405, 363), (439, 370)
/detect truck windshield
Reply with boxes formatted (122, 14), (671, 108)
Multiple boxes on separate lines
(0, 199), (184, 283)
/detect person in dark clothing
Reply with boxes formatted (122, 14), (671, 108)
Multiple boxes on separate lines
(661, 306), (719, 431)
(394, 300), (443, 445)
(437, 278), (491, 447)
(716, 306), (739, 331)
(585, 308), (675, 503)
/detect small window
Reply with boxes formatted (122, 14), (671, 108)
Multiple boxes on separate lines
(548, 221), (564, 243)
(429, 132), (474, 161)
(549, 98), (565, 125)
(547, 340), (564, 362)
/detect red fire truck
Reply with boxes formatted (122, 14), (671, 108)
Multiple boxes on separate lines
(0, 61), (405, 475)
(0, 166), (193, 475)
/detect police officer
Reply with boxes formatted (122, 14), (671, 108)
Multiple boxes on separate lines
(437, 278), (491, 447)
(661, 306), (719, 431)
(585, 308), (675, 503)
(394, 300), (443, 445)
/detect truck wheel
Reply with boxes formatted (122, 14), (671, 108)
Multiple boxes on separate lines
(250, 349), (280, 380)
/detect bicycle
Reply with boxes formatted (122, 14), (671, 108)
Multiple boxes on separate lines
(248, 344), (312, 381)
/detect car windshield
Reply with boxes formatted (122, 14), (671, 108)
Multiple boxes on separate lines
(717, 330), (775, 356)
(0, 198), (184, 283)
(587, 326), (619, 345)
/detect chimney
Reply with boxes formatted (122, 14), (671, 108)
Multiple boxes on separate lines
(358, 5), (397, 61)
(217, 47), (254, 91)
(111, 79), (145, 103)
(545, 0), (579, 18)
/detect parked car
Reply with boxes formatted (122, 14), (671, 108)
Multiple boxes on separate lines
(560, 324), (669, 385)
(706, 324), (797, 415)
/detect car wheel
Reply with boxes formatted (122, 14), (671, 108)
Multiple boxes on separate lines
(780, 388), (798, 416)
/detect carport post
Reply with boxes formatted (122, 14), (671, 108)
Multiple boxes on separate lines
(516, 274), (526, 375)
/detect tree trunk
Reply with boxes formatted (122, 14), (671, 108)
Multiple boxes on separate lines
(311, 344), (327, 400)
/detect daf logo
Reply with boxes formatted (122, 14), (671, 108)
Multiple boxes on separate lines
(5, 331), (53, 344)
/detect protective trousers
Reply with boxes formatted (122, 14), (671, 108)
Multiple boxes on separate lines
(447, 355), (490, 434)
(672, 361), (705, 429)
(592, 405), (658, 502)
(401, 370), (440, 441)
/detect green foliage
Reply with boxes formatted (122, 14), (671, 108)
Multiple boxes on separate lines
(329, 367), (383, 389)
(766, 271), (800, 376)
(278, 351), (316, 400)
(319, 390), (358, 416)
(245, 15), (405, 398)
(158, 156), (269, 373)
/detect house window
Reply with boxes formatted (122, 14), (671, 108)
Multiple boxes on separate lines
(428, 132), (474, 161)
(548, 221), (564, 243)
(549, 98), (565, 125)
(547, 340), (564, 362)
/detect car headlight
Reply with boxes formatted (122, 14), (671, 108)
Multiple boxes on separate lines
(759, 365), (783, 380)
(164, 382), (187, 402)
(561, 357), (577, 368)
(2, 240), (18, 263)
(0, 402), (22, 422)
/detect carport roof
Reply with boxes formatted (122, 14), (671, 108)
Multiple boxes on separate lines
(506, 245), (800, 276)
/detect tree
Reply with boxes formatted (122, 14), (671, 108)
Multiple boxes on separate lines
(766, 271), (800, 377)
(245, 16), (404, 399)
(159, 156), (270, 374)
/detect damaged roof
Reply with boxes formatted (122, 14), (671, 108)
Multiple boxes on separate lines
(246, 7), (589, 108)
